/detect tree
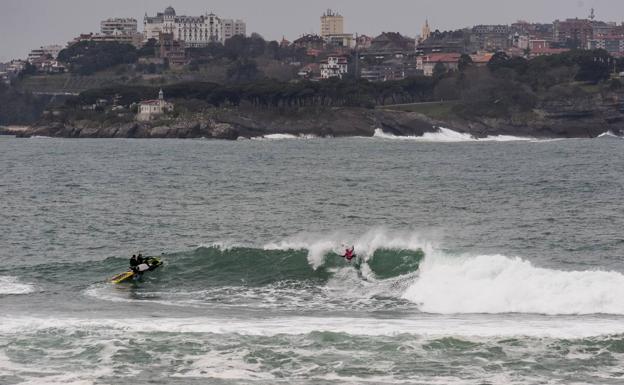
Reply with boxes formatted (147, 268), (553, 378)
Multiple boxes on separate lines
(18, 62), (37, 78)
(227, 59), (262, 83)
(433, 62), (448, 78)
(572, 49), (613, 83)
(458, 54), (473, 72)
(58, 41), (138, 75)
(138, 39), (157, 57)
(487, 51), (511, 72)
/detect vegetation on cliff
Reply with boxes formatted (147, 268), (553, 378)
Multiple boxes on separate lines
(0, 83), (47, 125)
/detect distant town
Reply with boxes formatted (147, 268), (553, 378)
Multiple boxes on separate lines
(1, 6), (623, 84)
(3, 5), (624, 140)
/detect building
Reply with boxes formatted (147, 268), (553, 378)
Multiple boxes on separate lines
(101, 18), (138, 36)
(27, 45), (66, 73)
(369, 32), (416, 54)
(592, 21), (618, 38)
(528, 40), (570, 57)
(417, 53), (461, 76)
(472, 25), (511, 51)
(417, 29), (474, 54)
(356, 35), (373, 50)
(511, 22), (554, 41)
(421, 19), (431, 42)
(320, 56), (349, 79)
(137, 89), (174, 121)
(70, 32), (143, 48)
(512, 33), (530, 50)
(221, 19), (246, 42)
(588, 37), (624, 56)
(144, 6), (223, 46)
(325, 33), (354, 48)
(360, 59), (421, 82)
(321, 9), (344, 37)
(293, 34), (326, 51)
(27, 45), (64, 62)
(553, 18), (593, 48)
(157, 33), (187, 66)
(470, 52), (494, 66)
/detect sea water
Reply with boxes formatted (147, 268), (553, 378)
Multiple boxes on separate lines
(1, 134), (623, 384)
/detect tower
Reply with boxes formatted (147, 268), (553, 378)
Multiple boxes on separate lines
(421, 19), (431, 41)
(321, 9), (344, 37)
(158, 88), (165, 109)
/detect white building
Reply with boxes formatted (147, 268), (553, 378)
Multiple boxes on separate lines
(320, 56), (349, 79)
(222, 19), (246, 42)
(101, 18), (138, 36)
(144, 6), (244, 46)
(27, 45), (64, 62)
(137, 89), (174, 121)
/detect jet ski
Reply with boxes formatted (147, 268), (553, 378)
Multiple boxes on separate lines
(110, 257), (163, 284)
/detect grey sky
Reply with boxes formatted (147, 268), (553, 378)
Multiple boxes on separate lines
(1, 0), (623, 61)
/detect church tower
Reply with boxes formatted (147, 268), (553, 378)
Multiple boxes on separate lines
(421, 19), (431, 41)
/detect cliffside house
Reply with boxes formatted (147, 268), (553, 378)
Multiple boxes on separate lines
(137, 89), (174, 121)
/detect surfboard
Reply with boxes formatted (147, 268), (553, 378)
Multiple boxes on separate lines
(110, 257), (164, 284)
(110, 271), (135, 284)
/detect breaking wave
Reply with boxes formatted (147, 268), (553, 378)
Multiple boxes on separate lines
(8, 228), (624, 316)
(253, 133), (318, 140)
(0, 276), (36, 295)
(373, 128), (533, 142)
(403, 253), (624, 315)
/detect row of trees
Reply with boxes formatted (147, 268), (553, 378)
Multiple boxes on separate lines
(432, 48), (621, 119)
(54, 35), (308, 77)
(57, 41), (138, 76)
(187, 34), (307, 63)
(72, 76), (437, 110)
(486, 49), (616, 86)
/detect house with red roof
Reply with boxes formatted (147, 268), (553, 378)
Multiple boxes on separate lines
(137, 89), (174, 121)
(417, 53), (461, 76)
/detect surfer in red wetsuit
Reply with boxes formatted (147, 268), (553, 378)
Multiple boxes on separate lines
(343, 246), (355, 262)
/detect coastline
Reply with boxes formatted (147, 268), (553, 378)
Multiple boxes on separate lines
(3, 105), (622, 140)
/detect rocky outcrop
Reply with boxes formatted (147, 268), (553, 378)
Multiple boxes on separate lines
(18, 108), (441, 139)
(11, 102), (624, 139)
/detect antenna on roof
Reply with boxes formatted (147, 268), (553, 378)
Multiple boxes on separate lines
(589, 8), (595, 21)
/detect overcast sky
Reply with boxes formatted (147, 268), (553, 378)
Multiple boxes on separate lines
(2, 0), (623, 61)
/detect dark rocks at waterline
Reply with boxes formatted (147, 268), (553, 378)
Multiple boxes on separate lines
(17, 108), (442, 140)
(10, 106), (624, 140)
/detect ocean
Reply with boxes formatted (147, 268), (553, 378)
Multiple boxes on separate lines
(1, 132), (624, 384)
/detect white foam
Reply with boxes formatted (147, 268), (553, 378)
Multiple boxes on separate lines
(1, 314), (624, 339)
(255, 133), (317, 140)
(373, 128), (533, 142)
(264, 228), (435, 269)
(403, 253), (624, 315)
(0, 276), (36, 295)
(598, 131), (622, 139)
(171, 350), (274, 380)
